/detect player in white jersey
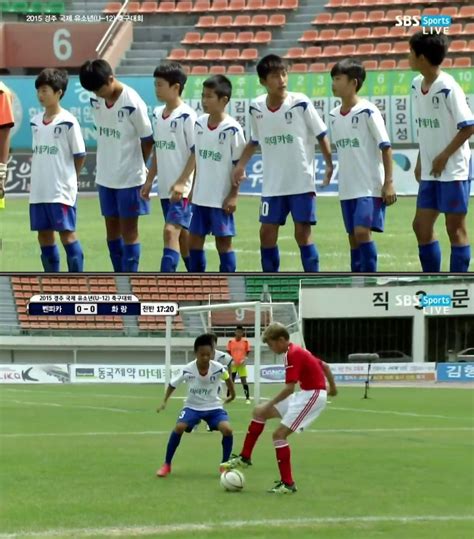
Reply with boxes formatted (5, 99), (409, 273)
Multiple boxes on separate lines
(189, 75), (246, 272)
(156, 334), (236, 477)
(326, 59), (396, 272)
(232, 54), (333, 272)
(141, 63), (196, 272)
(79, 60), (154, 272)
(30, 69), (86, 272)
(409, 32), (474, 272)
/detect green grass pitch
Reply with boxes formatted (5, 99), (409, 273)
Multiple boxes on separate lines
(2, 195), (472, 272)
(1, 384), (473, 538)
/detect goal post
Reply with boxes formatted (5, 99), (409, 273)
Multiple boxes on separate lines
(164, 301), (303, 404)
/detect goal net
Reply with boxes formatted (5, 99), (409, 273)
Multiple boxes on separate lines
(164, 301), (303, 404)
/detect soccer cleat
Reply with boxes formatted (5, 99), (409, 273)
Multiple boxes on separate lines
(220, 454), (252, 471)
(156, 463), (171, 477)
(219, 465), (226, 474)
(245, 399), (251, 404)
(267, 480), (297, 494)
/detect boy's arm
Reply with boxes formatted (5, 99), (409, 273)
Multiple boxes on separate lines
(267, 382), (296, 408)
(223, 173), (240, 214)
(157, 384), (176, 412)
(141, 150), (157, 200)
(170, 152), (196, 202)
(414, 151), (421, 183)
(223, 376), (236, 404)
(318, 135), (334, 187)
(431, 125), (474, 177)
(0, 127), (11, 198)
(321, 361), (337, 396)
(231, 142), (258, 186)
(141, 136), (154, 164)
(381, 146), (396, 205)
(73, 155), (86, 179)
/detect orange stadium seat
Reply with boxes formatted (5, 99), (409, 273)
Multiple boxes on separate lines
(103, 2), (121, 13)
(211, 0), (230, 12)
(233, 15), (252, 27)
(453, 57), (471, 68)
(332, 12), (349, 24)
(362, 60), (378, 70)
(351, 11), (367, 23)
(305, 46), (322, 58)
(188, 49), (206, 61)
(319, 29), (336, 41)
(392, 41), (409, 54)
(193, 0), (211, 12)
(269, 14), (286, 26)
(385, 10), (402, 22)
(223, 48), (241, 60)
(219, 32), (237, 43)
(284, 47), (304, 59)
(313, 13), (331, 25)
(299, 30), (318, 42)
(229, 0), (246, 9)
(371, 26), (389, 39)
(158, 1), (175, 12)
(251, 14), (268, 26)
(449, 23), (462, 36)
(340, 44), (356, 56)
(374, 42), (392, 55)
(254, 31), (272, 43)
(227, 64), (245, 74)
(336, 28), (354, 40)
(389, 26), (406, 39)
(325, 0), (343, 7)
(210, 65), (227, 74)
(354, 27), (370, 40)
(202, 32), (219, 44)
(367, 10), (384, 23)
(205, 49), (223, 60)
(357, 43), (375, 55)
(397, 59), (410, 69)
(422, 7), (439, 16)
(127, 2), (140, 13)
(237, 31), (254, 43)
(346, 0), (362, 6)
(442, 58), (453, 68)
(450, 40), (468, 52)
(240, 48), (259, 61)
(470, 40), (474, 52)
(458, 6), (474, 19)
(310, 62), (326, 72)
(176, 1), (193, 12)
(215, 15), (233, 26)
(263, 0), (280, 9)
(322, 45), (340, 57)
(440, 6), (457, 18)
(168, 48), (187, 60)
(191, 65), (209, 75)
(281, 0), (298, 9)
(290, 63), (309, 73)
(246, 0), (264, 9)
(182, 32), (201, 44)
(196, 16), (215, 27)
(140, 1), (157, 13)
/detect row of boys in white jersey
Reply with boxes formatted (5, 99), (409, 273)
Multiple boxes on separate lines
(29, 52), (473, 273)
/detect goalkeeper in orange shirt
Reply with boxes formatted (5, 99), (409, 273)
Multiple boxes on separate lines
(227, 325), (251, 403)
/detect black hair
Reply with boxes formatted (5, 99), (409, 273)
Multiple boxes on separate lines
(206, 332), (218, 345)
(79, 59), (114, 92)
(256, 54), (287, 80)
(330, 59), (366, 92)
(236, 325), (244, 331)
(202, 75), (232, 101)
(194, 333), (215, 352)
(153, 62), (187, 96)
(35, 68), (68, 99)
(409, 31), (448, 66)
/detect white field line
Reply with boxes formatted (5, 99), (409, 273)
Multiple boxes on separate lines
(329, 406), (473, 420)
(7, 399), (131, 414)
(0, 515), (473, 538)
(1, 427), (472, 439)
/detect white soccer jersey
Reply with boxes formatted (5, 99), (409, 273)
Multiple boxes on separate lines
(193, 114), (246, 208)
(249, 92), (327, 197)
(152, 102), (196, 199)
(90, 84), (153, 189)
(329, 99), (391, 200)
(170, 359), (229, 411)
(30, 109), (86, 205)
(411, 71), (474, 182)
(214, 349), (233, 368)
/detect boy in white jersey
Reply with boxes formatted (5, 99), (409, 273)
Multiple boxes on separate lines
(190, 75), (246, 272)
(30, 69), (86, 272)
(409, 32), (473, 272)
(156, 334), (236, 477)
(232, 54), (333, 272)
(141, 63), (196, 272)
(326, 59), (396, 272)
(79, 60), (154, 272)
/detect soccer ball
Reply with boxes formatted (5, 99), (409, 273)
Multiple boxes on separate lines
(220, 469), (245, 491)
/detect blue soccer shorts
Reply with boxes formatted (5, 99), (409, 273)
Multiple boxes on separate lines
(259, 192), (317, 225)
(417, 180), (471, 214)
(340, 196), (386, 234)
(177, 407), (229, 432)
(160, 198), (192, 229)
(30, 203), (77, 231)
(189, 204), (235, 237)
(97, 184), (149, 218)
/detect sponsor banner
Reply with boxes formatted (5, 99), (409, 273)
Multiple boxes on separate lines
(5, 71), (473, 149)
(330, 362), (436, 375)
(334, 373), (435, 382)
(70, 364), (183, 383)
(0, 364), (69, 383)
(436, 362), (474, 383)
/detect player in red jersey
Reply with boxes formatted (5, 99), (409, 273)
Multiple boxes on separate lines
(221, 322), (337, 494)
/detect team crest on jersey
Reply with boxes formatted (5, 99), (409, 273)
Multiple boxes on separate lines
(351, 116), (359, 128)
(218, 132), (226, 144)
(284, 111), (293, 124)
(117, 110), (125, 122)
(432, 96), (440, 109)
(170, 120), (178, 133)
(53, 126), (62, 138)
(210, 375), (216, 382)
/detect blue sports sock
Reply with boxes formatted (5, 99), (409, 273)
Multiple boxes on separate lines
(260, 246), (280, 272)
(222, 434), (233, 462)
(219, 251), (236, 272)
(40, 244), (60, 272)
(64, 241), (84, 272)
(450, 245), (471, 272)
(160, 248), (180, 273)
(299, 244), (319, 272)
(350, 248), (361, 272)
(165, 431), (182, 465)
(107, 238), (124, 272)
(183, 255), (191, 272)
(123, 243), (141, 273)
(419, 241), (441, 272)
(359, 241), (377, 272)
(189, 249), (206, 272)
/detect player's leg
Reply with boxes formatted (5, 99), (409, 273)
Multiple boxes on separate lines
(353, 226), (374, 271)
(442, 180), (471, 272)
(98, 186), (123, 272)
(227, 368), (237, 397)
(348, 234), (361, 272)
(31, 203), (60, 272)
(290, 193), (319, 272)
(207, 409), (233, 468)
(117, 185), (149, 272)
(222, 400), (284, 469)
(179, 228), (191, 271)
(341, 199), (361, 271)
(161, 198), (192, 272)
(240, 368), (250, 402)
(213, 208), (236, 272)
(268, 424), (297, 493)
(354, 197), (386, 272)
(59, 230), (84, 273)
(259, 196), (287, 272)
(413, 181), (441, 271)
(188, 204), (210, 271)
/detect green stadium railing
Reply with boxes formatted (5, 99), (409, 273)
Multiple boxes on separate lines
(0, 1), (65, 13)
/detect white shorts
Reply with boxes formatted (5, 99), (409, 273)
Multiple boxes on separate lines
(274, 389), (327, 432)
